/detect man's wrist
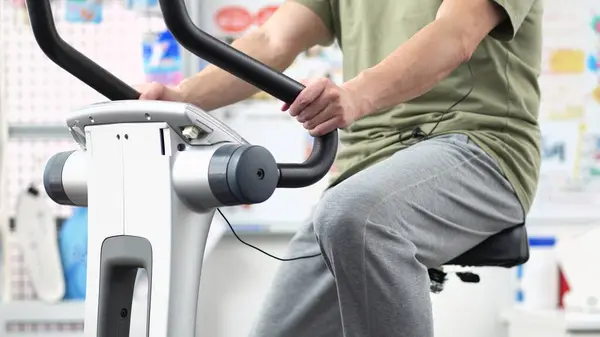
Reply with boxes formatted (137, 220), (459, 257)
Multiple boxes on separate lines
(176, 78), (195, 104)
(343, 71), (378, 119)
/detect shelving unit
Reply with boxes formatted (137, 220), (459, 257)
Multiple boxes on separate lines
(502, 308), (600, 337)
(0, 301), (84, 336)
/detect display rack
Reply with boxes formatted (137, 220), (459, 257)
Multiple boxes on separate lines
(0, 301), (84, 336)
(0, 0), (167, 218)
(0, 1), (174, 335)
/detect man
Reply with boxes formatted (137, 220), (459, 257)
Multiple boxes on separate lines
(140, 0), (542, 335)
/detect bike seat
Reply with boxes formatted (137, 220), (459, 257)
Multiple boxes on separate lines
(444, 225), (530, 268)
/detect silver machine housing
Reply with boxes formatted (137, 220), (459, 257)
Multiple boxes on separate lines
(44, 101), (282, 336)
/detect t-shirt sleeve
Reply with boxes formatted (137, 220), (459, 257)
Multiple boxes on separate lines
(488, 0), (537, 41)
(292, 0), (335, 39)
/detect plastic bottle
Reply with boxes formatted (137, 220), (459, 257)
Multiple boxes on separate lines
(142, 30), (183, 86)
(58, 207), (88, 300)
(516, 236), (559, 310)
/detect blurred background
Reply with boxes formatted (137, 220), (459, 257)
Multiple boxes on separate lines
(0, 0), (599, 336)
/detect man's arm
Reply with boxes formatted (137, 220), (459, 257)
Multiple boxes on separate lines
(288, 0), (538, 136)
(141, 1), (331, 110)
(344, 0), (506, 117)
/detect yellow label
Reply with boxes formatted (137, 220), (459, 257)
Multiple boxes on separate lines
(593, 86), (600, 103)
(547, 106), (584, 120)
(549, 49), (586, 73)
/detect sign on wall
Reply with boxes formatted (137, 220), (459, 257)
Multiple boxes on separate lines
(527, 0), (600, 221)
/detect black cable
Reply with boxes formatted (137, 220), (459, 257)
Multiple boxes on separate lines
(218, 63), (475, 261)
(217, 208), (322, 261)
(402, 61), (475, 143)
(426, 61), (475, 137)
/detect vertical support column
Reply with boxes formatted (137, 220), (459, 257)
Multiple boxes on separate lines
(120, 123), (215, 337)
(166, 206), (214, 336)
(84, 124), (127, 337)
(120, 122), (173, 337)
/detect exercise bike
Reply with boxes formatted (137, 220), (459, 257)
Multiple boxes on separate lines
(25, 0), (530, 336)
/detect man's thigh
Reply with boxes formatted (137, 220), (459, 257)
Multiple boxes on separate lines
(314, 133), (525, 268)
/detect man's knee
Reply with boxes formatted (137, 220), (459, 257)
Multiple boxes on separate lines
(312, 184), (377, 246)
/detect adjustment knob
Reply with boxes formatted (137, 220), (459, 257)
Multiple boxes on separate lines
(208, 144), (278, 206)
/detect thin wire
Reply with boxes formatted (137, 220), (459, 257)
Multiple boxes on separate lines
(426, 61), (475, 137)
(217, 208), (322, 261)
(217, 63), (475, 261)
(400, 61), (475, 144)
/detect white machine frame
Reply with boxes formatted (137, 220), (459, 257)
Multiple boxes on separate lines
(76, 102), (244, 336)
(27, 1), (338, 336)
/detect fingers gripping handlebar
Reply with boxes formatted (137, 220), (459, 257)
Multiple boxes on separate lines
(25, 0), (337, 188)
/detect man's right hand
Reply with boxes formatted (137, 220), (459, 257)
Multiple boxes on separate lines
(137, 82), (186, 102)
(136, 1), (331, 110)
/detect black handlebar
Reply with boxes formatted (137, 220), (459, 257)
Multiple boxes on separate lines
(25, 0), (338, 188)
(24, 0), (140, 100)
(161, 1), (304, 103)
(159, 0), (338, 188)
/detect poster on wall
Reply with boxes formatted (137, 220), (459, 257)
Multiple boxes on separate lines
(528, 120), (600, 221)
(539, 120), (583, 178)
(526, 0), (600, 222)
(203, 1), (280, 37)
(141, 30), (183, 86)
(65, 0), (103, 24)
(197, 1), (283, 73)
(588, 13), (600, 118)
(200, 0), (343, 92)
(126, 0), (158, 10)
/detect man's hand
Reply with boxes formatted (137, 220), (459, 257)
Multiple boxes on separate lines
(283, 78), (371, 136)
(137, 82), (186, 102)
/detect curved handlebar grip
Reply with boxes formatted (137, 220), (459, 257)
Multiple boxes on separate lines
(159, 0), (338, 188)
(25, 0), (140, 100)
(276, 131), (339, 188)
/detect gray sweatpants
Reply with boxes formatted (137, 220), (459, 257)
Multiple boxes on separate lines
(249, 133), (525, 337)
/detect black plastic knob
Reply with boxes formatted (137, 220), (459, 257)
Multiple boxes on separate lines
(208, 144), (278, 206)
(43, 150), (77, 206)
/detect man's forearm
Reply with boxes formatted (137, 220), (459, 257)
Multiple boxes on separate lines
(344, 17), (473, 117)
(177, 28), (298, 111)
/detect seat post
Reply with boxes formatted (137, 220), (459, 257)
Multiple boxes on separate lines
(429, 268), (446, 293)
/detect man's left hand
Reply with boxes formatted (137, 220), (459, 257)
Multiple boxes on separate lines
(282, 78), (368, 136)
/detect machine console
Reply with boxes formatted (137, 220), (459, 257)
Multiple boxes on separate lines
(66, 100), (249, 149)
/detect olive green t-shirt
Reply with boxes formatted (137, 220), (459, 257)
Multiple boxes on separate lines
(294, 0), (542, 212)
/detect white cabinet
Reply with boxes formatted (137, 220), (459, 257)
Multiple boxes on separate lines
(503, 308), (600, 337)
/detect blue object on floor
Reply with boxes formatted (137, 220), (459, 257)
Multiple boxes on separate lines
(59, 207), (88, 300)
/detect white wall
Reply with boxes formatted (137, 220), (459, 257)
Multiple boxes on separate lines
(196, 234), (292, 337)
(432, 268), (514, 337)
